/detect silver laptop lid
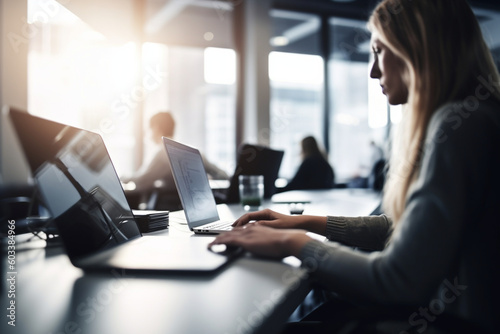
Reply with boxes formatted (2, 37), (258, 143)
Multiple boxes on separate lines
(9, 109), (141, 261)
(162, 137), (220, 229)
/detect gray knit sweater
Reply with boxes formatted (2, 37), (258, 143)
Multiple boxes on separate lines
(298, 100), (500, 332)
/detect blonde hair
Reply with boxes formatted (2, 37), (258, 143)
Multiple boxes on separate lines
(368, 0), (500, 225)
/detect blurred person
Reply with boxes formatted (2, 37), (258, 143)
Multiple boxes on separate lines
(122, 111), (228, 195)
(280, 136), (335, 192)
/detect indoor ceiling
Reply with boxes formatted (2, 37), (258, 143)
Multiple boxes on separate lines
(142, 0), (500, 63)
(273, 0), (500, 17)
(60, 0), (500, 63)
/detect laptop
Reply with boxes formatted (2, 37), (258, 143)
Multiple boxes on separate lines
(162, 137), (234, 234)
(8, 107), (238, 273)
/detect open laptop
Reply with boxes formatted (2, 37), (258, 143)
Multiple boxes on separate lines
(8, 107), (238, 273)
(162, 137), (234, 234)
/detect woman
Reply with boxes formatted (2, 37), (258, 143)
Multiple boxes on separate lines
(210, 0), (500, 332)
(280, 136), (335, 192)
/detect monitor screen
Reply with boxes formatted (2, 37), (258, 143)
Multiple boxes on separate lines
(165, 140), (219, 225)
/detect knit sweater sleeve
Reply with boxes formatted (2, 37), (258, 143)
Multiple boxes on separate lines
(325, 215), (392, 251)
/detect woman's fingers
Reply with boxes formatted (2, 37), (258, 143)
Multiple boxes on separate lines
(209, 224), (307, 259)
(210, 225), (260, 247)
(209, 226), (246, 246)
(232, 209), (278, 227)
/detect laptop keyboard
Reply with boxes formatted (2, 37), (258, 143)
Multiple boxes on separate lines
(202, 221), (233, 231)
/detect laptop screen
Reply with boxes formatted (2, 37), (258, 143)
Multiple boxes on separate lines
(162, 138), (220, 227)
(9, 109), (141, 260)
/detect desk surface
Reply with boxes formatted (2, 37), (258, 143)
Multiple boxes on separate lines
(1, 189), (380, 334)
(272, 188), (382, 216)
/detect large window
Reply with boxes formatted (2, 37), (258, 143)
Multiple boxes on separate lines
(328, 18), (388, 184)
(26, 2), (389, 188)
(269, 12), (389, 185)
(153, 46), (236, 176)
(269, 51), (324, 179)
(204, 48), (237, 174)
(27, 0), (237, 179)
(27, 0), (140, 177)
(27, 2), (500, 190)
(269, 11), (325, 180)
(142, 0), (237, 176)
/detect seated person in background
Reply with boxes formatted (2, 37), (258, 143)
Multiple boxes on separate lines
(348, 140), (385, 189)
(122, 111), (228, 207)
(280, 136), (335, 192)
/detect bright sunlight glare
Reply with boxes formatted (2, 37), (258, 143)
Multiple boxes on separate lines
(368, 74), (388, 128)
(390, 104), (403, 124)
(269, 52), (324, 86)
(204, 48), (236, 85)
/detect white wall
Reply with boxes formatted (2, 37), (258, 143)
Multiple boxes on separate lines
(0, 0), (30, 186)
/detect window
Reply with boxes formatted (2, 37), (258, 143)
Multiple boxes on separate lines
(142, 1), (237, 176)
(269, 51), (324, 179)
(204, 48), (237, 175)
(145, 46), (236, 176)
(27, 0), (140, 177)
(328, 18), (388, 183)
(27, 0), (237, 179)
(269, 11), (324, 180)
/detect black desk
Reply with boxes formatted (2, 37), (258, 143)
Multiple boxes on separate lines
(1, 189), (380, 334)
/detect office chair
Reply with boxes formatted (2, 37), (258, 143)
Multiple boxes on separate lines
(220, 143), (284, 204)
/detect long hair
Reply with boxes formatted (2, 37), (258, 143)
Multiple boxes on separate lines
(301, 136), (326, 160)
(368, 0), (500, 225)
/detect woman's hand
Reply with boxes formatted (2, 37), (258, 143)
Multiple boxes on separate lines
(208, 224), (312, 259)
(232, 209), (328, 235)
(232, 209), (299, 228)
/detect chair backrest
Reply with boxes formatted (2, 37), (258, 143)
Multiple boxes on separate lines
(368, 159), (386, 191)
(224, 144), (284, 203)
